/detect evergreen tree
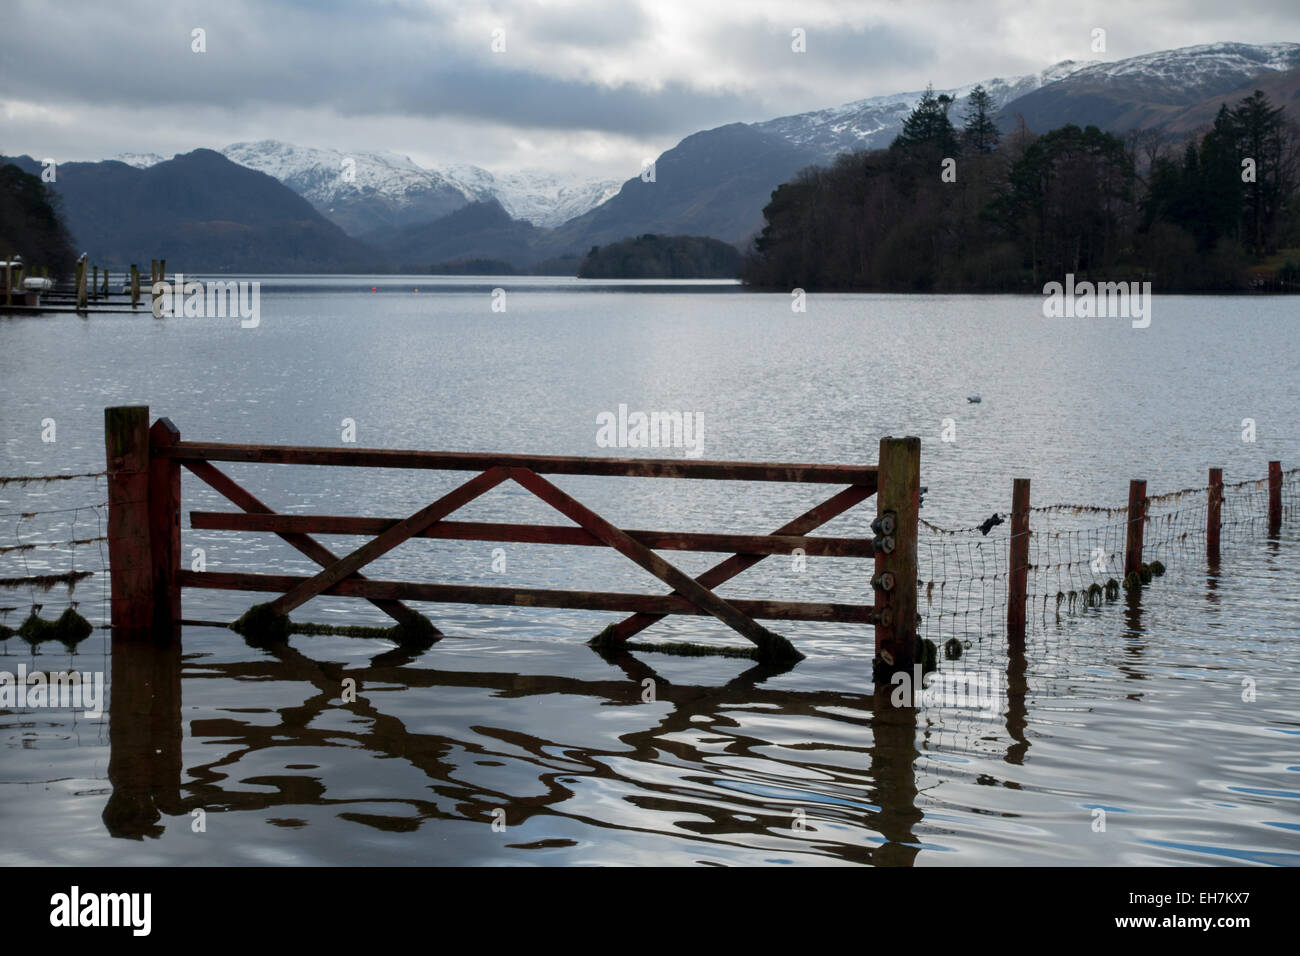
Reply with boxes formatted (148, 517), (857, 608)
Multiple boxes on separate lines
(891, 84), (960, 157)
(961, 84), (1001, 153)
(1231, 90), (1289, 256)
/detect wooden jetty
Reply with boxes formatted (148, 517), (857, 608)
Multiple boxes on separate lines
(1, 254), (178, 315)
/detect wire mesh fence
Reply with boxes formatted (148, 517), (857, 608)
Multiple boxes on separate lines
(0, 473), (109, 642)
(916, 467), (1300, 663)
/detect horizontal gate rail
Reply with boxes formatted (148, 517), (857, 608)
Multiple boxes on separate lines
(179, 570), (884, 623)
(188, 512), (878, 556)
(105, 406), (920, 669)
(158, 441), (880, 485)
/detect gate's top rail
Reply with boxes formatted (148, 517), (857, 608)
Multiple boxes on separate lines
(158, 441), (880, 485)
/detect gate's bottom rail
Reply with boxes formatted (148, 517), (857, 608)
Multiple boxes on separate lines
(179, 569), (884, 624)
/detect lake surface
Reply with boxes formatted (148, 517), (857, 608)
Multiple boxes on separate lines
(2, 277), (1298, 865)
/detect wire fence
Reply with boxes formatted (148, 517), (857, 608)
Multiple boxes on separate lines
(916, 468), (1300, 659)
(0, 472), (109, 643)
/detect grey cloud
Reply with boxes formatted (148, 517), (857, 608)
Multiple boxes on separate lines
(3, 0), (755, 135)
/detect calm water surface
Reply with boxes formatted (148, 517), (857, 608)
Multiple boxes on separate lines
(1, 277), (1297, 865)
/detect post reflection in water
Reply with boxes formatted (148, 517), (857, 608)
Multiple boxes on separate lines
(103, 637), (183, 839)
(104, 630), (930, 864)
(1004, 640), (1029, 767)
(1119, 587), (1148, 693)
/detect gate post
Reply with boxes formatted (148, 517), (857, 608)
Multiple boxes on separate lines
(105, 406), (153, 636)
(874, 436), (920, 696)
(149, 418), (182, 638)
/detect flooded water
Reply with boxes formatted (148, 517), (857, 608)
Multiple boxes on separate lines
(2, 278), (1298, 865)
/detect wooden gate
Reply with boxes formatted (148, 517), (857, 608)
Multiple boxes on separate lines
(105, 406), (919, 668)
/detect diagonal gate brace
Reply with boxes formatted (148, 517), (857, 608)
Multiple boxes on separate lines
(508, 467), (804, 663)
(264, 466), (510, 620)
(595, 483), (875, 646)
(183, 458), (435, 635)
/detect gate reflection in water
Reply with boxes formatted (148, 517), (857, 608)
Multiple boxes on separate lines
(97, 628), (1044, 865)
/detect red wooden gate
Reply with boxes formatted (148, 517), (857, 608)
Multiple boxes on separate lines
(105, 406), (919, 668)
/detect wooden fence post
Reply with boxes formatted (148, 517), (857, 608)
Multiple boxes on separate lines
(105, 406), (153, 635)
(1125, 479), (1147, 578)
(1207, 467), (1222, 561)
(102, 268), (109, 297)
(130, 264), (140, 307)
(148, 418), (182, 638)
(150, 259), (158, 285)
(1269, 461), (1282, 536)
(1007, 478), (1031, 646)
(92, 265), (99, 302)
(3, 257), (11, 308)
(874, 436), (920, 693)
(75, 256), (88, 313)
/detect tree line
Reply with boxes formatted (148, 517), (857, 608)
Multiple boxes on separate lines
(741, 86), (1300, 292)
(578, 234), (742, 278)
(0, 162), (77, 278)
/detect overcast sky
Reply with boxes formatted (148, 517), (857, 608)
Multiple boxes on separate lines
(3, 0), (1298, 181)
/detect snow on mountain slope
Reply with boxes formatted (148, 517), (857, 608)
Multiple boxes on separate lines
(750, 42), (1300, 159)
(484, 170), (623, 228)
(220, 141), (619, 234)
(221, 141), (473, 235)
(753, 60), (1096, 157)
(1079, 41), (1300, 88)
(990, 41), (1300, 138)
(113, 152), (165, 168)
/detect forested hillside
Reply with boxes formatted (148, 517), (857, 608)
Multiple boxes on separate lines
(742, 86), (1300, 292)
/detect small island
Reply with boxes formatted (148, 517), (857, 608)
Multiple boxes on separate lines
(577, 234), (742, 279)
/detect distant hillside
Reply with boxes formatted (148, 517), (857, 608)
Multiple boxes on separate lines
(0, 162), (76, 276)
(2, 150), (374, 272)
(542, 124), (814, 257)
(366, 199), (542, 269)
(996, 42), (1300, 135)
(577, 234), (742, 278)
(1162, 65), (1300, 134)
(551, 42), (1300, 254)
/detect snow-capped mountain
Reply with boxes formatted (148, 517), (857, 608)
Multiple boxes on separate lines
(455, 166), (622, 229)
(992, 41), (1300, 142)
(1074, 41), (1300, 90)
(754, 60), (1095, 157)
(221, 141), (473, 236)
(749, 41), (1299, 159)
(113, 152), (165, 168)
(219, 141), (620, 236)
